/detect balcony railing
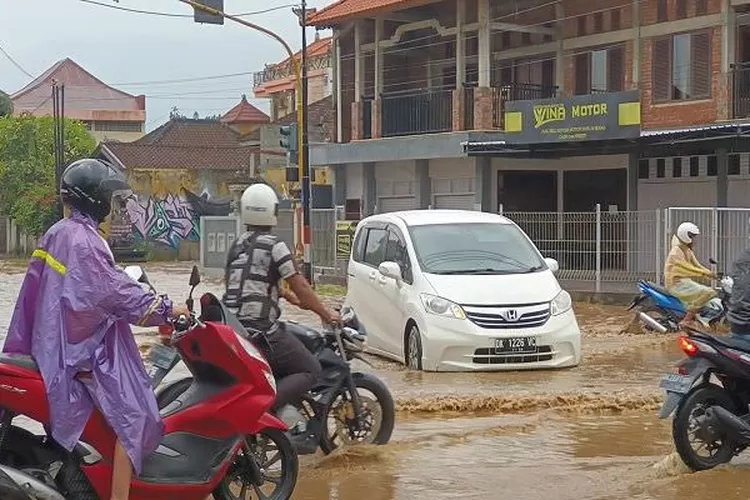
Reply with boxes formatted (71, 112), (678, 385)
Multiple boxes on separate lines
(732, 62), (750, 119)
(381, 89), (453, 137)
(498, 82), (558, 102)
(362, 99), (373, 139)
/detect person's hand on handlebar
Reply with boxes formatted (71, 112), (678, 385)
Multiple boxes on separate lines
(322, 309), (342, 327)
(171, 304), (191, 319)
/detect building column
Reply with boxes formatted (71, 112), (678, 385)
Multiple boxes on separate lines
(474, 0), (494, 130)
(372, 18), (384, 139)
(632, 0), (641, 85)
(555, 1), (565, 94)
(717, 147), (729, 207)
(334, 165), (347, 206)
(720, 0), (734, 120)
(453, 0), (467, 131)
(363, 162), (377, 215)
(334, 31), (343, 142)
(351, 21), (364, 140)
(474, 157), (492, 211)
(627, 150), (639, 211)
(415, 160), (431, 208)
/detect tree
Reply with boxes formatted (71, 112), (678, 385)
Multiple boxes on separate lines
(0, 114), (96, 236)
(0, 91), (11, 118)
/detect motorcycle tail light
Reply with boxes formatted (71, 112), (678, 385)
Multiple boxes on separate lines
(678, 336), (699, 357)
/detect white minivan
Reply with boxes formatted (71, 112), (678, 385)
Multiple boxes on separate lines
(345, 209), (582, 372)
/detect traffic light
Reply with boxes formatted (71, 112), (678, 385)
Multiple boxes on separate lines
(192, 0), (224, 25)
(279, 124), (298, 151)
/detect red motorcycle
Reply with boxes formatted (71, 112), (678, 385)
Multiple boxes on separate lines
(0, 265), (298, 500)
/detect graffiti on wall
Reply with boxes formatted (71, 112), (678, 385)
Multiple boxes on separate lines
(126, 194), (199, 248)
(111, 188), (232, 249)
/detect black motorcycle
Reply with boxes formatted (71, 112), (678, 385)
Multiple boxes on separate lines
(149, 294), (395, 456)
(658, 326), (750, 470)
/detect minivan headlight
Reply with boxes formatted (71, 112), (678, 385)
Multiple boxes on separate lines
(550, 290), (572, 316)
(420, 293), (466, 320)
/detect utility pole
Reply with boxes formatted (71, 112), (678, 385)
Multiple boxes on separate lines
(294, 1), (314, 284)
(52, 81), (65, 221)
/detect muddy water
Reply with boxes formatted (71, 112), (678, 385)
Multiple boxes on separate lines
(2, 261), (748, 499)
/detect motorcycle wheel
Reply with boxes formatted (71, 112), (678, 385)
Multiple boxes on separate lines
(673, 385), (739, 471)
(213, 429), (298, 500)
(319, 374), (395, 455)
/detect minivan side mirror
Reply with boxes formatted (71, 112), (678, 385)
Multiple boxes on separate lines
(379, 261), (402, 281)
(544, 258), (559, 273)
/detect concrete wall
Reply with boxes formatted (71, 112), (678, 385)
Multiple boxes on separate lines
(110, 168), (232, 260)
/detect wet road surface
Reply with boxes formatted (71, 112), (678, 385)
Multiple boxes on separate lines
(1, 261), (747, 499)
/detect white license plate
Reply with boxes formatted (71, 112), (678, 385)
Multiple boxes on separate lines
(493, 337), (537, 353)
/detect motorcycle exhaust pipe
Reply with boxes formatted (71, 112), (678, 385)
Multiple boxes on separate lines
(637, 312), (668, 333)
(0, 465), (65, 500)
(706, 406), (750, 445)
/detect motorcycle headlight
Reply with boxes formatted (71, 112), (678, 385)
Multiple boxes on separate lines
(419, 293), (466, 320)
(550, 290), (572, 316)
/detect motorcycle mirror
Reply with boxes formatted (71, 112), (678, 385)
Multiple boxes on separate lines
(709, 258), (718, 265)
(189, 265), (201, 287)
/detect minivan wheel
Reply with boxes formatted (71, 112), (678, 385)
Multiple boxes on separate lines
(405, 324), (423, 370)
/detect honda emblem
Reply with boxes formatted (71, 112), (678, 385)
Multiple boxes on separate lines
(504, 309), (519, 321)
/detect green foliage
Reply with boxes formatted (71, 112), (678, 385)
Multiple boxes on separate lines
(0, 92), (11, 118)
(0, 114), (96, 236)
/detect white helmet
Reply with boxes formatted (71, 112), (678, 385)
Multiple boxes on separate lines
(676, 222), (700, 244)
(240, 183), (279, 227)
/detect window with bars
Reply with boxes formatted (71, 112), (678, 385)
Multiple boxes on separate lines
(696, 0), (708, 15)
(574, 45), (625, 95)
(610, 8), (621, 30)
(652, 31), (711, 102)
(676, 0), (687, 19)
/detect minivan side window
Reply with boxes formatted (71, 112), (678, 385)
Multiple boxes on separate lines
(384, 228), (413, 284)
(363, 228), (388, 267)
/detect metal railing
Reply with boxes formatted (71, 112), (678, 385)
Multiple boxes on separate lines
(498, 82), (558, 102)
(380, 89), (453, 137)
(731, 62), (750, 119)
(362, 99), (372, 139)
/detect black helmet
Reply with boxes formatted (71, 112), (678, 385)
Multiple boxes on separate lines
(60, 159), (131, 222)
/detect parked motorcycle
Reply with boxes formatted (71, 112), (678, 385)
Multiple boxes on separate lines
(152, 294), (396, 456)
(657, 326), (750, 471)
(0, 265), (298, 500)
(628, 259), (733, 333)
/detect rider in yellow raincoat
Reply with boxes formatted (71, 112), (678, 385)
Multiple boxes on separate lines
(664, 222), (718, 327)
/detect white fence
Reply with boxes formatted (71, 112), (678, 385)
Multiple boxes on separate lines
(268, 206), (750, 293)
(501, 205), (750, 292)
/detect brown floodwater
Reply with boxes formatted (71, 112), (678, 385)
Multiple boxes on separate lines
(2, 261), (749, 499)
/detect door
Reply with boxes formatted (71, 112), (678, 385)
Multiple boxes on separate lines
(347, 222), (391, 351)
(376, 224), (414, 357)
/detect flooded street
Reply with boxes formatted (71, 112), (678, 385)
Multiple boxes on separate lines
(1, 261), (748, 499)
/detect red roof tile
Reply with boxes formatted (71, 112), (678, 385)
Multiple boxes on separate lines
(10, 58), (145, 122)
(274, 36), (332, 68)
(307, 0), (438, 26)
(98, 118), (257, 171)
(221, 95), (270, 124)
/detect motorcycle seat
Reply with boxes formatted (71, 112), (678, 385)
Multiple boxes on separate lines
(710, 334), (750, 353)
(282, 321), (324, 353)
(0, 353), (39, 373)
(644, 281), (672, 297)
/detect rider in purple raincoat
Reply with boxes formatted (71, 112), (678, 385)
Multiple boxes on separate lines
(3, 159), (188, 499)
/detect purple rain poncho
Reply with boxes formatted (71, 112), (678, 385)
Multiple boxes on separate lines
(3, 210), (173, 475)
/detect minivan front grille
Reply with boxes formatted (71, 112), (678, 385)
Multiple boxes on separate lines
(472, 346), (553, 364)
(462, 303), (551, 329)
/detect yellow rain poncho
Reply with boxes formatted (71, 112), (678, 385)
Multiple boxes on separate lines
(664, 235), (716, 310)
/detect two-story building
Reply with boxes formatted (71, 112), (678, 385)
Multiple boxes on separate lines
(11, 58), (146, 143)
(307, 0), (750, 217)
(254, 34), (333, 121)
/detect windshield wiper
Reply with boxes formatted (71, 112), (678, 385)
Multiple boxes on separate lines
(523, 265), (545, 273)
(432, 268), (513, 275)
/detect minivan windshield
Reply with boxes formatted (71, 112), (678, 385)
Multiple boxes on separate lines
(409, 222), (546, 275)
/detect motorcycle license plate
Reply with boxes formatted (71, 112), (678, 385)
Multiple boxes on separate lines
(658, 374), (693, 394)
(148, 344), (179, 370)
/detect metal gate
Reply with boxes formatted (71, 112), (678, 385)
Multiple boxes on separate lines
(200, 216), (241, 276)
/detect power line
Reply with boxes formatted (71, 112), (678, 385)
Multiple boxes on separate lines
(79, 0), (298, 19)
(108, 70), (255, 86)
(0, 43), (34, 78)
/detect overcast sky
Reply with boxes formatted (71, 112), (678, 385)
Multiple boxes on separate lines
(0, 0), (332, 130)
